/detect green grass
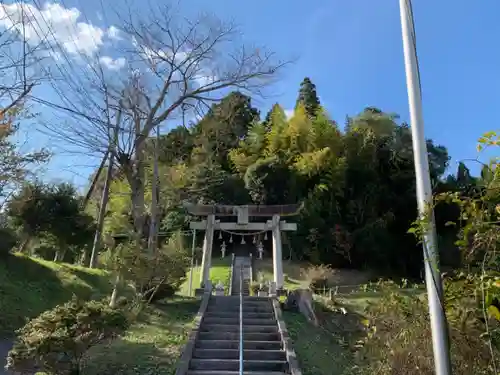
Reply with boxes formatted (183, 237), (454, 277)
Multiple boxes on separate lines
(283, 300), (360, 375)
(82, 297), (200, 375)
(253, 259), (310, 290)
(179, 256), (232, 295)
(0, 253), (113, 337)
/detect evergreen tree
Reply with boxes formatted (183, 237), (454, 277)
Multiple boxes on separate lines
(295, 77), (320, 118)
(262, 103), (280, 131)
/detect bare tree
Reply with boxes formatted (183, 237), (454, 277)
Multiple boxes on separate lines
(36, 4), (288, 241)
(0, 4), (50, 203)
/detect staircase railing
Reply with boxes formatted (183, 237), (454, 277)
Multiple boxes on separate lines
(239, 264), (244, 375)
(229, 253), (235, 296)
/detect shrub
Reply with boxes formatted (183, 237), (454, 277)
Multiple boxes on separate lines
(353, 291), (499, 375)
(6, 298), (129, 375)
(106, 231), (190, 303)
(250, 281), (262, 295)
(304, 265), (334, 292)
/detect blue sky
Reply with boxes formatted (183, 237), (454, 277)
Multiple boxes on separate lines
(4, 0), (500, 189)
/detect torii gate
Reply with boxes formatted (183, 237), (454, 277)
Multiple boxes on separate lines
(183, 203), (301, 291)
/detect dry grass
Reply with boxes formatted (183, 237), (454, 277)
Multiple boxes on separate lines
(285, 281), (498, 375)
(352, 292), (498, 375)
(253, 258), (372, 291)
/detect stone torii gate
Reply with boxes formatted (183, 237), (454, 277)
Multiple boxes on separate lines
(183, 203), (301, 291)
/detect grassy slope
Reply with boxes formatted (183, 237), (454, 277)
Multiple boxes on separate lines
(82, 297), (200, 375)
(282, 292), (393, 375)
(0, 254), (232, 374)
(284, 307), (356, 375)
(0, 253), (113, 336)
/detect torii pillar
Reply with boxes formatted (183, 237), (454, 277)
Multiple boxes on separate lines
(200, 214), (215, 288)
(271, 214), (284, 290)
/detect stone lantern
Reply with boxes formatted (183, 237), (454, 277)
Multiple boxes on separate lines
(220, 241), (226, 258)
(257, 241), (264, 260)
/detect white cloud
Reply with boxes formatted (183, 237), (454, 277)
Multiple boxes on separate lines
(100, 56), (125, 70)
(0, 2), (106, 57)
(107, 25), (121, 41)
(284, 109), (294, 119)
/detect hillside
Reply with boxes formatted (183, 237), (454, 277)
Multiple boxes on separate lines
(0, 253), (114, 336)
(0, 254), (203, 375)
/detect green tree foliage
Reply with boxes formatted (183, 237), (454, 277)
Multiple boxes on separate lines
(92, 84), (457, 277)
(193, 91), (260, 171)
(296, 77), (321, 118)
(7, 182), (96, 259)
(6, 298), (128, 375)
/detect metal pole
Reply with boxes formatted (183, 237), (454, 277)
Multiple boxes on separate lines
(239, 265), (244, 375)
(399, 1), (452, 375)
(188, 229), (196, 296)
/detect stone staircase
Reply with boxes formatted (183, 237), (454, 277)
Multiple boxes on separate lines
(186, 295), (288, 375)
(231, 256), (252, 296)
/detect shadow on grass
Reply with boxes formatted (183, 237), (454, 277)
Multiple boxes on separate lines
(0, 255), (65, 336)
(0, 255), (113, 337)
(60, 266), (113, 299)
(82, 298), (201, 375)
(283, 300), (366, 375)
(82, 340), (180, 375)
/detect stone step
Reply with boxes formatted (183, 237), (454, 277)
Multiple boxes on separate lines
(187, 371), (287, 375)
(207, 307), (273, 314)
(204, 311), (275, 319)
(201, 324), (278, 333)
(203, 317), (276, 326)
(195, 340), (282, 350)
(193, 348), (286, 361)
(211, 296), (270, 302)
(208, 300), (269, 305)
(198, 331), (281, 341)
(207, 308), (274, 315)
(189, 359), (287, 372)
(208, 299), (269, 305)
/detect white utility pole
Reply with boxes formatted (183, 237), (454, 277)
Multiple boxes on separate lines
(399, 1), (452, 375)
(188, 229), (196, 296)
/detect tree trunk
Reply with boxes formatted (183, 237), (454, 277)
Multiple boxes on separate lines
(126, 140), (146, 248)
(53, 249), (66, 262)
(148, 125), (160, 254)
(90, 152), (114, 268)
(109, 274), (121, 308)
(18, 234), (31, 253)
(81, 151), (109, 210)
(80, 248), (89, 265)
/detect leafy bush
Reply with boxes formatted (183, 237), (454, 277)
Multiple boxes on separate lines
(140, 235), (190, 302)
(6, 298), (129, 375)
(304, 265), (334, 292)
(105, 231), (190, 303)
